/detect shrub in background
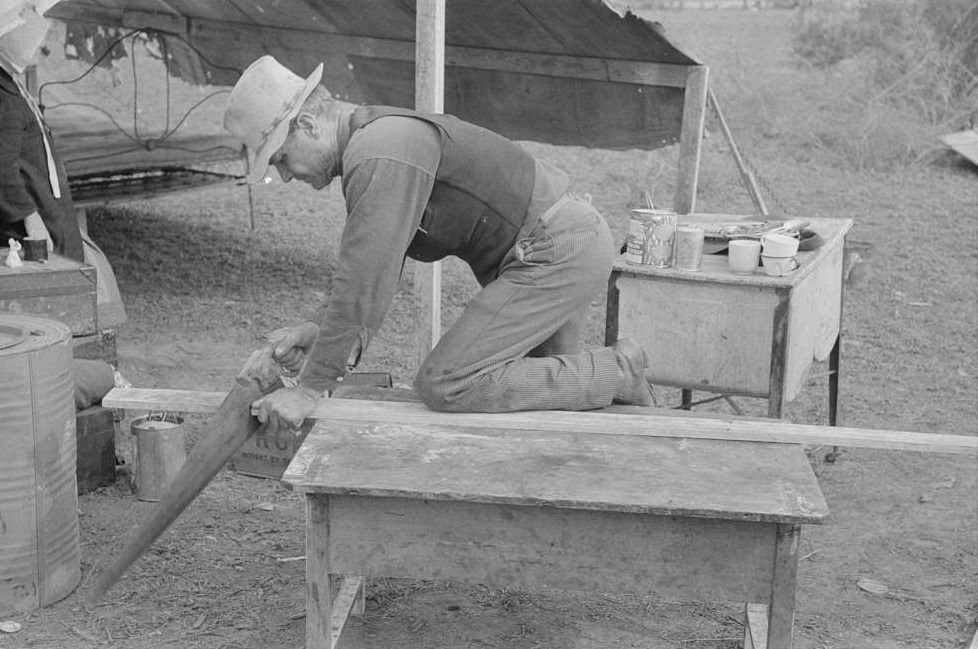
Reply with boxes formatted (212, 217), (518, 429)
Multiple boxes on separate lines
(790, 0), (977, 169)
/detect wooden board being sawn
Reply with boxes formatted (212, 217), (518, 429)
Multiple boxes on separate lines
(102, 388), (978, 455)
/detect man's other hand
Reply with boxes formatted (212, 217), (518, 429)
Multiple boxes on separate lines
(266, 321), (320, 373)
(252, 384), (321, 438)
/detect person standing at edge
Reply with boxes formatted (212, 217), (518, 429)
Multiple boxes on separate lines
(223, 55), (655, 435)
(0, 5), (127, 409)
(0, 5), (82, 260)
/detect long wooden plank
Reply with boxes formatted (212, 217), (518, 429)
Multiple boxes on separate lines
(102, 388), (978, 455)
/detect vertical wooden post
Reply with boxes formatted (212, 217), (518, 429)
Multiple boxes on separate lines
(413, 0), (446, 369)
(673, 65), (709, 214)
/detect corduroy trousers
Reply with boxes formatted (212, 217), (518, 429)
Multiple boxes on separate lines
(414, 194), (627, 412)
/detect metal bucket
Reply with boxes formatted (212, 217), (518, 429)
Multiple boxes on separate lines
(0, 314), (80, 615)
(130, 414), (186, 502)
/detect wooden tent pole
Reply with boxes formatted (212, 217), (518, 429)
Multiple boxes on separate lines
(412, 0), (446, 370)
(707, 88), (769, 216)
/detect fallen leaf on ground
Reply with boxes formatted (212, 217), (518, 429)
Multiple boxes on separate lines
(857, 579), (890, 595)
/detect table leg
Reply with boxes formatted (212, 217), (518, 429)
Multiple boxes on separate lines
(767, 524), (800, 648)
(767, 293), (791, 419)
(306, 496), (332, 649)
(828, 334), (840, 427)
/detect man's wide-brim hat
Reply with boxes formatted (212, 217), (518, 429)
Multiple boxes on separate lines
(224, 55), (323, 183)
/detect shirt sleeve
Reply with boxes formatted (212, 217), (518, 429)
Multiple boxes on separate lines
(299, 118), (441, 394)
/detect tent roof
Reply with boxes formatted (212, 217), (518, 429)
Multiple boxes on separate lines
(43, 0), (702, 176)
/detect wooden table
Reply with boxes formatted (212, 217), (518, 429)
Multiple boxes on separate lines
(283, 410), (828, 649)
(606, 217), (853, 421)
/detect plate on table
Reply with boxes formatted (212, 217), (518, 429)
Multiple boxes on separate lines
(698, 220), (783, 254)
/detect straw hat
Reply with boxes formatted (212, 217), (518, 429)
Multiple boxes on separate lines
(224, 55), (323, 183)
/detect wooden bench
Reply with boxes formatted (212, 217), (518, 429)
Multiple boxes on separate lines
(283, 410), (829, 649)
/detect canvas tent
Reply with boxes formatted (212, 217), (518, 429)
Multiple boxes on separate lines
(36, 0), (710, 356)
(41, 0), (708, 212)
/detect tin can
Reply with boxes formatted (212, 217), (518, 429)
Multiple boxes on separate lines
(627, 209), (678, 267)
(131, 414), (187, 501)
(625, 210), (654, 264)
(674, 224), (705, 271)
(631, 209), (676, 268)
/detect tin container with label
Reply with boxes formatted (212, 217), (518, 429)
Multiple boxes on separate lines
(625, 210), (654, 264)
(674, 224), (705, 271)
(632, 209), (677, 268)
(628, 209), (677, 267)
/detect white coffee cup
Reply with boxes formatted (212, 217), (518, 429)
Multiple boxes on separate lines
(761, 233), (799, 258)
(728, 239), (761, 274)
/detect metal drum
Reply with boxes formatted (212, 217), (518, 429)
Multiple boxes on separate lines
(0, 314), (80, 614)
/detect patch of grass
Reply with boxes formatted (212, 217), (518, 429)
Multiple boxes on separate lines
(789, 0), (978, 169)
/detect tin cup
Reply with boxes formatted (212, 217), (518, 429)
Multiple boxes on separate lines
(673, 224), (705, 271)
(131, 414), (187, 501)
(22, 238), (47, 262)
(630, 208), (677, 268)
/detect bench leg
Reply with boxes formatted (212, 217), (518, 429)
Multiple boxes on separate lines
(306, 497), (365, 649)
(306, 497), (333, 649)
(768, 523), (801, 648)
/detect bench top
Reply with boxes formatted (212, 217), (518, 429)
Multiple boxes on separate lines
(283, 419), (827, 525)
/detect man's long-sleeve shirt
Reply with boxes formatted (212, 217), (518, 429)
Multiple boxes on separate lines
(299, 107), (568, 394)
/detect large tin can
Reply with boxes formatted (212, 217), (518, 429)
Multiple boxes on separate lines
(627, 209), (677, 267)
(0, 314), (80, 614)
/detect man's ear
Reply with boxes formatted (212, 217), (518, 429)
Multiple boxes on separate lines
(294, 112), (320, 137)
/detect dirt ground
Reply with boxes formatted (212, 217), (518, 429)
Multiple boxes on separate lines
(2, 7), (976, 649)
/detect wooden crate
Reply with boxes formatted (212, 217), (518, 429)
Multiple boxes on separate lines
(0, 250), (98, 335)
(76, 405), (117, 494)
(230, 372), (395, 479)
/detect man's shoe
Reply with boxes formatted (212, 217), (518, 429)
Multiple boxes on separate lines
(612, 338), (656, 407)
